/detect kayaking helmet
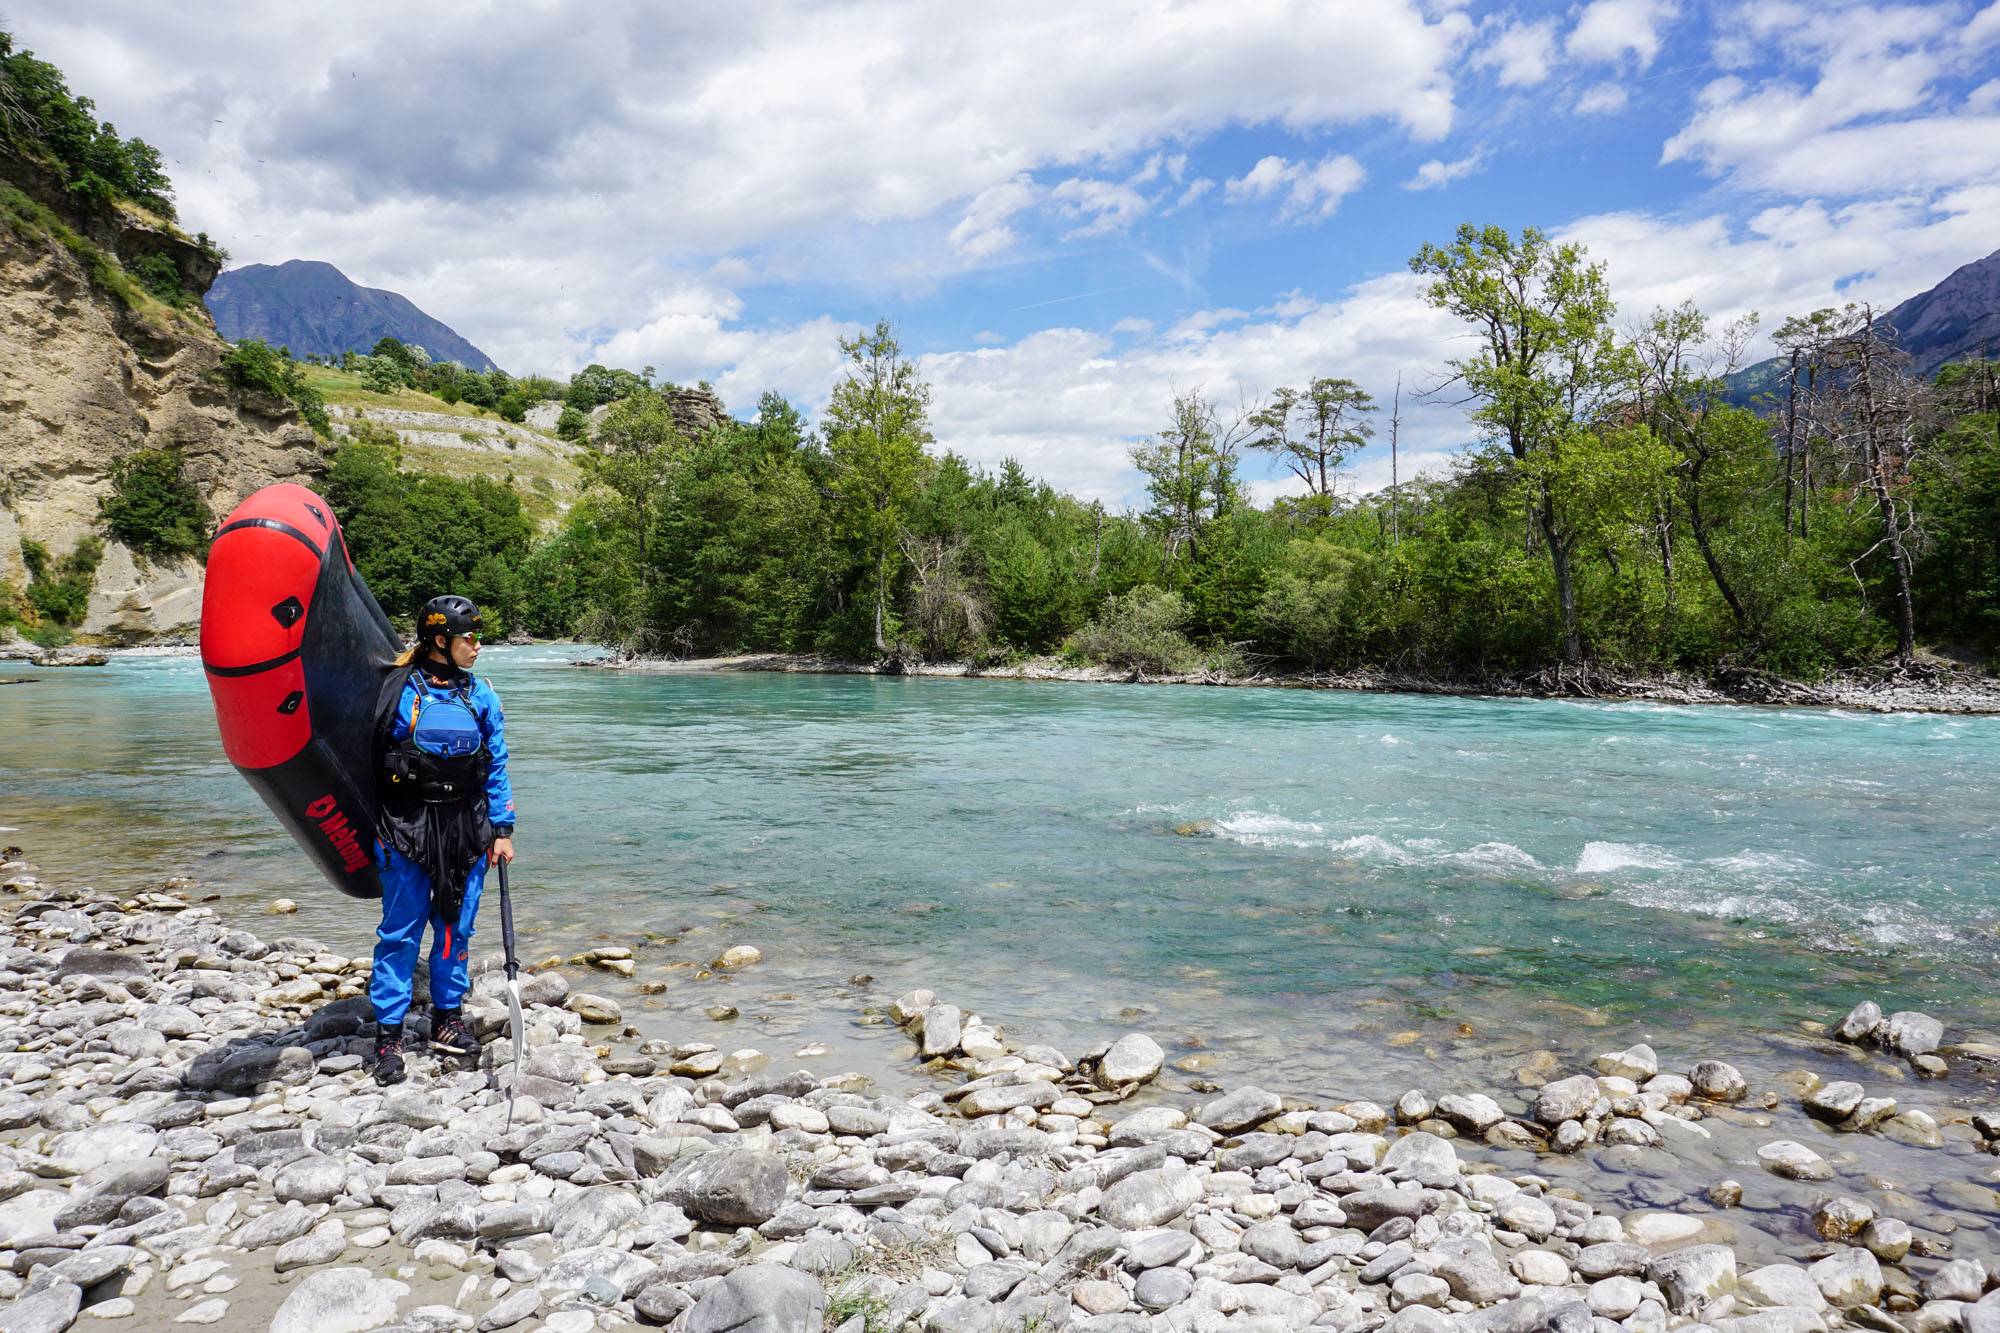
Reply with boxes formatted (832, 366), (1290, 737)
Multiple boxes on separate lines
(419, 595), (482, 645)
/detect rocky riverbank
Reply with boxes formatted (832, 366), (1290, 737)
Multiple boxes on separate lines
(2, 854), (1998, 1333)
(593, 654), (2000, 717)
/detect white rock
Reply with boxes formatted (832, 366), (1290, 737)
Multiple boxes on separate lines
(270, 1268), (410, 1333)
(1595, 1044), (1660, 1081)
(1097, 1034), (1165, 1088)
(1741, 1264), (1829, 1312)
(1809, 1249), (1883, 1309)
(1757, 1140), (1833, 1181)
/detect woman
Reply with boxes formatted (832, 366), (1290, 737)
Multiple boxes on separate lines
(371, 594), (516, 1085)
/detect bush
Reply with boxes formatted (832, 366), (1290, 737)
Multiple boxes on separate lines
(362, 354), (406, 395)
(220, 339), (330, 435)
(23, 535), (102, 626)
(497, 391), (527, 423)
(99, 447), (211, 559)
(1067, 585), (1202, 674)
(555, 404), (589, 441)
(1255, 539), (1359, 669)
(127, 252), (186, 305)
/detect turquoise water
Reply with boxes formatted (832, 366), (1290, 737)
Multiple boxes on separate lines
(3, 648), (1998, 1090)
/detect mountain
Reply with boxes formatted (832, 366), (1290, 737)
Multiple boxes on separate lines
(206, 259), (499, 372)
(1726, 247), (2000, 403)
(1881, 247), (2000, 374)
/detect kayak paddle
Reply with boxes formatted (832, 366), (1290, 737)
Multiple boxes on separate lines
(497, 857), (525, 1128)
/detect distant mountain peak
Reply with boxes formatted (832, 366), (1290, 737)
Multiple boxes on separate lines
(205, 261), (498, 372)
(1725, 246), (2000, 405)
(1880, 247), (2000, 372)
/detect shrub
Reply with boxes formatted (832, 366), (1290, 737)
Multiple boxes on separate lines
(99, 446), (211, 559)
(555, 404), (589, 441)
(497, 391), (528, 423)
(362, 354), (406, 395)
(127, 252), (185, 305)
(1067, 585), (1202, 674)
(220, 339), (330, 435)
(23, 535), (102, 626)
(1254, 539), (1359, 669)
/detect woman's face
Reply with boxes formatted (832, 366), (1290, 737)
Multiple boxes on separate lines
(449, 633), (481, 670)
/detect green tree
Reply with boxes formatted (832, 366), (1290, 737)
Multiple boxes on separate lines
(1410, 224), (1635, 663)
(1249, 377), (1375, 507)
(0, 31), (176, 219)
(824, 320), (932, 653)
(582, 391), (683, 584)
(1131, 389), (1244, 573)
(1631, 302), (1760, 635)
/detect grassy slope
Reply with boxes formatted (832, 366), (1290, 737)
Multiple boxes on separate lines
(307, 367), (582, 526)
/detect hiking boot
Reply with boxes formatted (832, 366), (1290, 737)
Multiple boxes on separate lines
(374, 1027), (407, 1086)
(430, 1009), (475, 1056)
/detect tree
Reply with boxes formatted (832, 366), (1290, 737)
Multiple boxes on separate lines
(1825, 305), (1926, 661)
(1632, 301), (1759, 634)
(824, 320), (932, 654)
(1772, 308), (1846, 539)
(1249, 377), (1375, 505)
(582, 392), (683, 584)
(1410, 224), (1634, 664)
(1131, 389), (1247, 570)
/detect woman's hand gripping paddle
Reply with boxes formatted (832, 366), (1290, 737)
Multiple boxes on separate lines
(497, 859), (525, 1128)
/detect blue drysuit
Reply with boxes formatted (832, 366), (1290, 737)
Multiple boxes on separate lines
(369, 670), (515, 1028)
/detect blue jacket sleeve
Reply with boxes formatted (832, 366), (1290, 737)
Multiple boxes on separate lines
(388, 676), (418, 742)
(477, 679), (516, 831)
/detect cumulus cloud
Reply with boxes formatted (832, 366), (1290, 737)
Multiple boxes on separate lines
(16, 1), (1472, 373)
(1566, 0), (1679, 68)
(1225, 154), (1367, 221)
(1403, 152), (1485, 191)
(918, 272), (1471, 505)
(1473, 18), (1559, 86)
(1660, 6), (2000, 196)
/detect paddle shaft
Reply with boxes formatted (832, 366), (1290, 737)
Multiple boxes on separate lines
(497, 857), (519, 981)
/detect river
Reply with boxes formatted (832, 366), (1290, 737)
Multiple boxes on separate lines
(2, 647), (1997, 1100)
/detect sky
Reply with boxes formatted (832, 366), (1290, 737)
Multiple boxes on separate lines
(17, 1), (2000, 507)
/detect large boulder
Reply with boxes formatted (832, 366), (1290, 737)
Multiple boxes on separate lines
(269, 1267), (410, 1333)
(1098, 1166), (1202, 1230)
(1883, 1011), (1943, 1058)
(182, 1041), (314, 1092)
(1808, 1249), (1882, 1309)
(661, 1151), (789, 1226)
(54, 948), (149, 980)
(687, 1263), (825, 1333)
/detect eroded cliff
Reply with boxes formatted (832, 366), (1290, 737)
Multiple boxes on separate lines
(1, 146), (328, 642)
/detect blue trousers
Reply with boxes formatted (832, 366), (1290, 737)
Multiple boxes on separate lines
(370, 845), (486, 1028)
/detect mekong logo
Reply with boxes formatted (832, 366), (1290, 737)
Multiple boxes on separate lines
(303, 794), (369, 873)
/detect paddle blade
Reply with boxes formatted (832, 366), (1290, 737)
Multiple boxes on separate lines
(505, 976), (525, 1128)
